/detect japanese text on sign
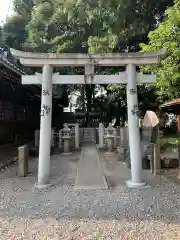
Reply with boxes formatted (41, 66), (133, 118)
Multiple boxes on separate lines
(43, 89), (50, 96)
(40, 104), (51, 117)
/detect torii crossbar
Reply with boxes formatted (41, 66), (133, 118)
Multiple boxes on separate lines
(10, 48), (165, 189)
(22, 72), (156, 85)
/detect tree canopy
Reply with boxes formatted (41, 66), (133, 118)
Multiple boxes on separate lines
(141, 0), (180, 101)
(1, 0), (172, 53)
(1, 0), (35, 50)
(0, 0), (176, 125)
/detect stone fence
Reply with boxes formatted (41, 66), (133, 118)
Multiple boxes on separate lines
(35, 123), (155, 151)
(35, 124), (100, 151)
(35, 124), (130, 150)
(34, 123), (177, 174)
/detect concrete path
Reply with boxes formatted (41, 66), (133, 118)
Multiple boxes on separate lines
(75, 144), (108, 190)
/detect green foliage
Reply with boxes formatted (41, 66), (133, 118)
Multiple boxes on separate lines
(22, 0), (172, 53)
(1, 0), (35, 49)
(1, 0), (173, 53)
(88, 35), (117, 53)
(140, 0), (180, 101)
(1, 0), (173, 55)
(2, 15), (27, 49)
(13, 0), (34, 17)
(0, 0), (174, 125)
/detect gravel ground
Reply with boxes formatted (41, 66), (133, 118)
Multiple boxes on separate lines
(0, 150), (180, 239)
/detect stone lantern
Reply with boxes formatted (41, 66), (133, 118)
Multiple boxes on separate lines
(62, 123), (72, 155)
(106, 123), (115, 152)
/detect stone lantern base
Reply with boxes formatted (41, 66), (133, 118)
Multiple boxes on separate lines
(62, 136), (72, 155)
(106, 136), (115, 153)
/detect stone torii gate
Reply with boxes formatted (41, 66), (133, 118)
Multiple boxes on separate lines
(11, 49), (164, 189)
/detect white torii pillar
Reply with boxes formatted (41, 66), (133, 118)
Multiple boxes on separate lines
(36, 65), (53, 188)
(126, 64), (145, 188)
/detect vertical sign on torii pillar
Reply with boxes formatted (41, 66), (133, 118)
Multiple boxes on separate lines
(10, 49), (165, 189)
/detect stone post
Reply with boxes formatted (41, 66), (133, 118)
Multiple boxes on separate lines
(37, 64), (53, 188)
(106, 123), (115, 152)
(116, 126), (121, 147)
(149, 143), (154, 173)
(126, 64), (145, 188)
(120, 127), (124, 143)
(104, 128), (107, 147)
(18, 145), (29, 177)
(117, 127), (124, 161)
(153, 143), (161, 174)
(35, 130), (40, 147)
(99, 123), (104, 148)
(113, 128), (117, 148)
(120, 127), (125, 149)
(51, 129), (55, 147)
(75, 123), (80, 149)
(59, 130), (62, 149)
(62, 124), (72, 155)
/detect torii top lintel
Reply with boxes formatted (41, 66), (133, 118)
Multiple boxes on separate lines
(10, 49), (165, 67)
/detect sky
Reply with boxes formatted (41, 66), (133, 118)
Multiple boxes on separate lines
(0, 0), (13, 23)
